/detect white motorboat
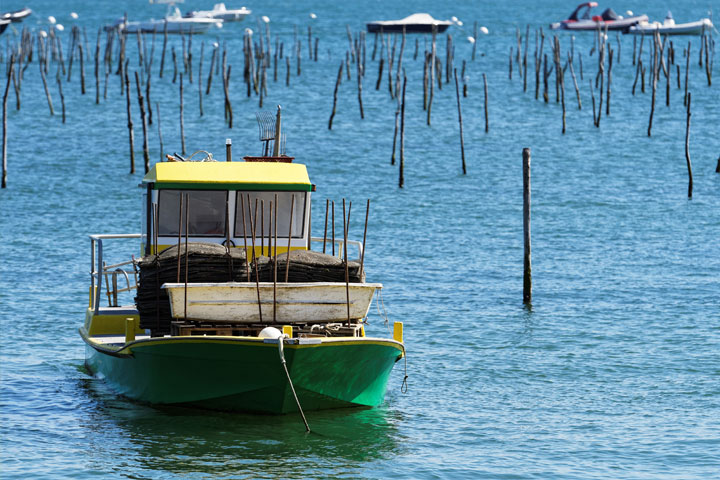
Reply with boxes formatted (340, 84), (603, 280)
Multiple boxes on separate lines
(185, 3), (250, 22)
(1, 7), (32, 23)
(627, 12), (714, 35)
(550, 2), (648, 31)
(109, 7), (221, 34)
(367, 13), (452, 34)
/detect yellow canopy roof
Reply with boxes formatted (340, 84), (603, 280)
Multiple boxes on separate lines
(142, 161), (312, 191)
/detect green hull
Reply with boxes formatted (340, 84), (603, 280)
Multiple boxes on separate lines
(84, 335), (403, 414)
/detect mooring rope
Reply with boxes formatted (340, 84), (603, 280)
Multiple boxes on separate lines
(401, 351), (409, 394)
(277, 334), (310, 433)
(375, 289), (390, 333)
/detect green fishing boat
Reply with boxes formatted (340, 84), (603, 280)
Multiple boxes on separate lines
(80, 127), (405, 415)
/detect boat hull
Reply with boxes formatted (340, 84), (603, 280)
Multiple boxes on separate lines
(367, 23), (450, 33)
(627, 19), (714, 35)
(551, 15), (648, 31)
(83, 333), (403, 413)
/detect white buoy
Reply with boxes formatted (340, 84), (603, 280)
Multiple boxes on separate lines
(480, 26), (489, 34)
(70, 12), (78, 19)
(39, 30), (48, 38)
(310, 13), (317, 19)
(261, 15), (270, 23)
(245, 28), (253, 35)
(626, 10), (633, 16)
(467, 36), (476, 44)
(48, 16), (56, 24)
(451, 16), (458, 22)
(212, 42), (219, 48)
(56, 24), (64, 31)
(258, 326), (282, 339)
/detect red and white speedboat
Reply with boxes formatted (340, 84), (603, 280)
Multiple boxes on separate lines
(550, 2), (648, 31)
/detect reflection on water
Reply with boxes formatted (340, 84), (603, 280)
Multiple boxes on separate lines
(77, 371), (404, 478)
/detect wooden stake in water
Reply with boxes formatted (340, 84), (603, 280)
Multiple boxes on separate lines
(2, 57), (14, 189)
(523, 148), (532, 304)
(124, 61), (134, 174)
(685, 92), (693, 198)
(453, 68), (467, 174)
(180, 73), (186, 154)
(328, 62), (343, 130)
(399, 75), (406, 188)
(134, 71), (150, 173)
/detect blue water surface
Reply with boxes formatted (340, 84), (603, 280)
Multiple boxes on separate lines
(1, 0), (719, 478)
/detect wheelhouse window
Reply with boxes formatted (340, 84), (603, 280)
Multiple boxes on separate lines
(234, 191), (306, 239)
(158, 190), (228, 236)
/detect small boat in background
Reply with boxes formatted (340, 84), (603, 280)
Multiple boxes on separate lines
(627, 12), (714, 35)
(185, 3), (251, 22)
(1, 7), (32, 23)
(108, 7), (221, 34)
(550, 2), (648, 31)
(367, 13), (452, 33)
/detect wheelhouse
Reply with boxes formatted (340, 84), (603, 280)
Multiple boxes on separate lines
(141, 161), (313, 256)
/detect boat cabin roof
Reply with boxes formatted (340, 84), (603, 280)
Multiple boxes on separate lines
(142, 162), (312, 191)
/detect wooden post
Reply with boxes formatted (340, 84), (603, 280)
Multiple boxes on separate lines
(39, 52), (54, 115)
(684, 42), (690, 106)
(2, 58), (13, 189)
(94, 28), (100, 104)
(453, 69), (466, 174)
(356, 45), (364, 119)
(134, 71), (150, 173)
(328, 62), (343, 130)
(124, 61), (134, 174)
(606, 47), (613, 116)
(483, 73), (489, 133)
(648, 34), (658, 137)
(376, 58), (384, 90)
(206, 45), (216, 94)
(180, 73), (186, 154)
(391, 97), (400, 165)
(226, 138), (232, 162)
(399, 75), (406, 188)
(523, 148), (532, 304)
(79, 42), (86, 95)
(427, 26), (436, 126)
(568, 53), (581, 109)
(685, 92), (693, 198)
(198, 41), (204, 116)
(56, 72), (66, 124)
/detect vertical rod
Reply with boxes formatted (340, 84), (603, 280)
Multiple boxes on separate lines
(285, 195), (295, 282)
(342, 199), (351, 324)
(322, 199), (329, 253)
(523, 148), (532, 304)
(359, 199), (370, 280)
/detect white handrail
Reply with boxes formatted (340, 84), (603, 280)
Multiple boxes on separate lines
(90, 234), (141, 313)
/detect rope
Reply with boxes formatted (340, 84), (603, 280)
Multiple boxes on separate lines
(277, 334), (310, 433)
(375, 289), (390, 333)
(401, 350), (409, 394)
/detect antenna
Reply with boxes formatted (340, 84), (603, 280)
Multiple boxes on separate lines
(254, 105), (285, 156)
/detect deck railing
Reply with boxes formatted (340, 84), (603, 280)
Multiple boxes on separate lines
(90, 234), (142, 314)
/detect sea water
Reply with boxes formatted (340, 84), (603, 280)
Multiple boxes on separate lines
(1, 0), (719, 478)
